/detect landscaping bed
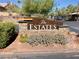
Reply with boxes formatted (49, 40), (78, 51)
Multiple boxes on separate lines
(19, 28), (70, 46)
(0, 18), (79, 53)
(0, 27), (79, 53)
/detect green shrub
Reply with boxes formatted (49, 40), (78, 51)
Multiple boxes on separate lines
(19, 34), (28, 43)
(0, 22), (17, 48)
(52, 34), (67, 45)
(27, 33), (68, 46)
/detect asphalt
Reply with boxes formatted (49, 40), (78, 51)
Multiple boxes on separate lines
(0, 52), (79, 59)
(63, 21), (79, 33)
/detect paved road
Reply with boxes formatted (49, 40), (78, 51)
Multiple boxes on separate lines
(64, 21), (79, 33)
(1, 52), (79, 59)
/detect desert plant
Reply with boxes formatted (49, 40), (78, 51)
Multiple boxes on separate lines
(0, 21), (17, 48)
(52, 34), (67, 45)
(27, 33), (68, 46)
(19, 34), (28, 43)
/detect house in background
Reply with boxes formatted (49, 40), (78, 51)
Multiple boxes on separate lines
(66, 12), (79, 21)
(0, 3), (19, 16)
(0, 3), (9, 12)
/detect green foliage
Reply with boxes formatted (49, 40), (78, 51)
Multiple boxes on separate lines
(0, 22), (16, 48)
(50, 4), (76, 16)
(19, 34), (28, 43)
(22, 0), (54, 16)
(6, 4), (20, 13)
(27, 33), (67, 46)
(75, 3), (79, 12)
(65, 5), (76, 14)
(53, 34), (67, 44)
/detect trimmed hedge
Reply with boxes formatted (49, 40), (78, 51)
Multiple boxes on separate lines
(0, 22), (17, 48)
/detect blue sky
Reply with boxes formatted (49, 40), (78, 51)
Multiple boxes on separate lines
(0, 0), (79, 8)
(55, 0), (79, 8)
(0, 0), (22, 7)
